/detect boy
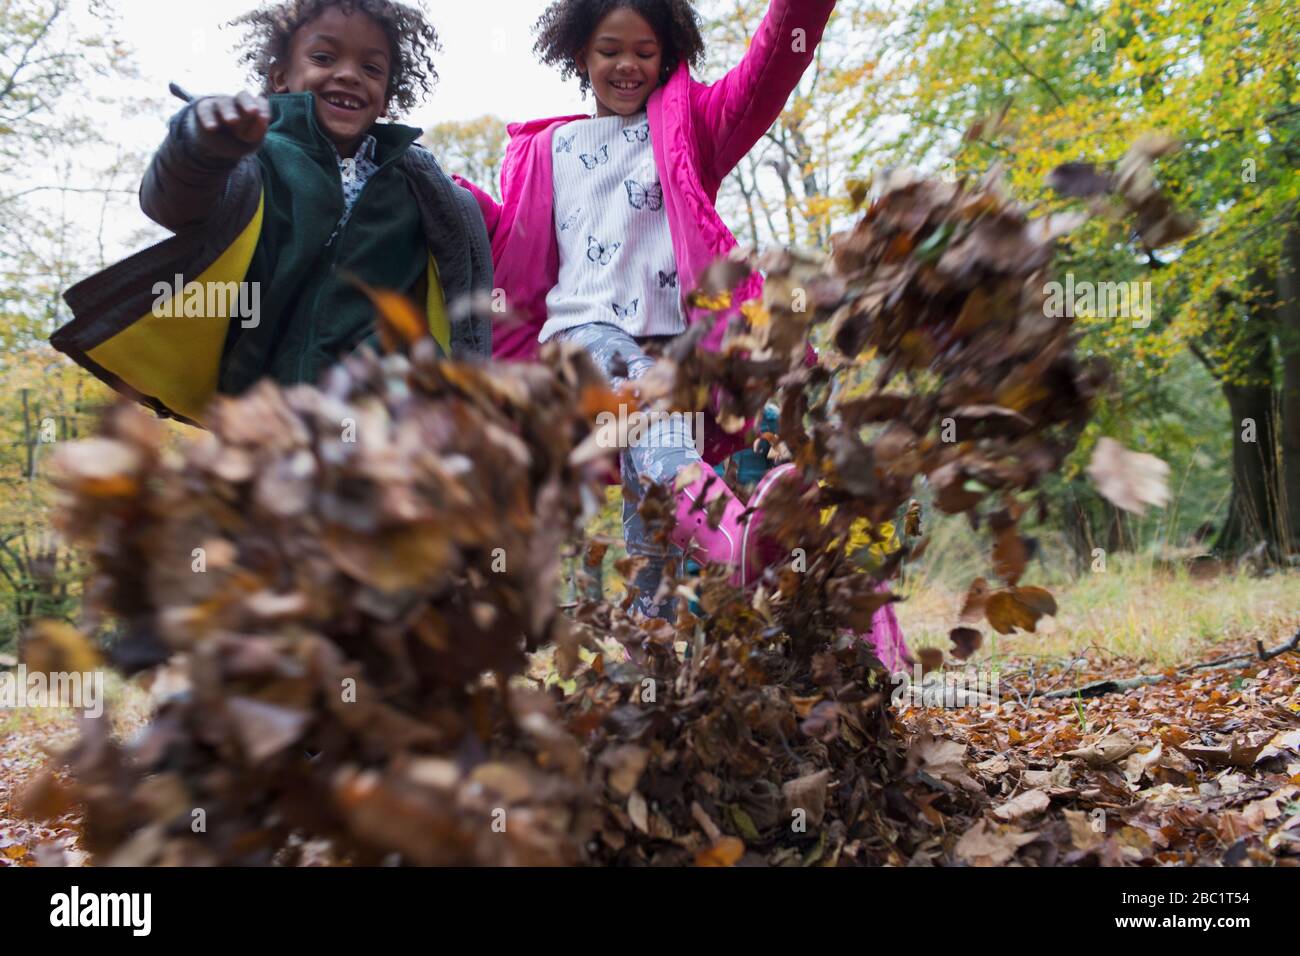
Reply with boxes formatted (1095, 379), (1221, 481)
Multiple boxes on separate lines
(52, 0), (492, 424)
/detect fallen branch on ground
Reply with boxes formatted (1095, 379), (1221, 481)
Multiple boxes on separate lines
(1030, 629), (1300, 700)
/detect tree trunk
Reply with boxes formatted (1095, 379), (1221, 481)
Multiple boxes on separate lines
(1192, 266), (1286, 558)
(1278, 217), (1300, 555)
(787, 124), (827, 249)
(1104, 504), (1133, 554)
(1217, 377), (1280, 554)
(734, 165), (762, 249)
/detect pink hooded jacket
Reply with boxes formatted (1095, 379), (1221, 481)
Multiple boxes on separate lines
(456, 0), (836, 459)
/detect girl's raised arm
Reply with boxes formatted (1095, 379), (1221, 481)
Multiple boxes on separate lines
(692, 0), (836, 188)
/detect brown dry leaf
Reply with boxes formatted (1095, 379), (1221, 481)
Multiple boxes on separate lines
(1177, 735), (1272, 770)
(49, 437), (143, 497)
(225, 697), (310, 764)
(579, 383), (628, 420)
(1063, 809), (1105, 851)
(1063, 733), (1138, 767)
(1010, 586), (1057, 619)
(1046, 162), (1112, 198)
(690, 801), (723, 843)
(1240, 786), (1298, 831)
(985, 591), (1037, 634)
(782, 770), (831, 828)
(470, 763), (535, 805)
(351, 281), (427, 351)
(909, 734), (980, 792)
(695, 836), (745, 867)
(959, 578), (991, 624)
(599, 746), (649, 798)
(949, 627), (983, 661)
(975, 755), (1011, 776)
(992, 789), (1051, 823)
(1086, 438), (1170, 516)
(1022, 762), (1073, 794)
(904, 499), (923, 536)
(917, 647), (944, 675)
(20, 621), (102, 676)
(984, 587), (1055, 634)
(627, 791), (650, 835)
(992, 526), (1027, 585)
(955, 819), (1039, 866)
(1123, 742), (1165, 786)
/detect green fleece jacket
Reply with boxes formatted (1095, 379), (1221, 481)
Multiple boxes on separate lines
(224, 93), (428, 392)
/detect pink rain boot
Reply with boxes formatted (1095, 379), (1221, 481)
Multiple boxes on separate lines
(858, 581), (913, 673)
(669, 463), (798, 588)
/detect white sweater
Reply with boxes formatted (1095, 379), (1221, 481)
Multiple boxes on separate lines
(539, 111), (685, 342)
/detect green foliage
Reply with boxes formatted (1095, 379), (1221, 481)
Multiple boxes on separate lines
(0, 0), (135, 639)
(420, 115), (508, 201)
(849, 0), (1298, 556)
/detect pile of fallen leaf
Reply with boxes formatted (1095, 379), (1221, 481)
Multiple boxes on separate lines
(0, 710), (83, 868)
(18, 145), (1213, 865)
(899, 636), (1300, 866)
(539, 161), (1159, 865)
(23, 343), (617, 865)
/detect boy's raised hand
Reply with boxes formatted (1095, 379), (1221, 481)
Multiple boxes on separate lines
(192, 91), (271, 160)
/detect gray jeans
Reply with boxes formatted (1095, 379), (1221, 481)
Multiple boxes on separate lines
(555, 322), (703, 618)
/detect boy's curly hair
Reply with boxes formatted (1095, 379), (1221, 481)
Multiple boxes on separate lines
(533, 0), (705, 94)
(230, 0), (440, 116)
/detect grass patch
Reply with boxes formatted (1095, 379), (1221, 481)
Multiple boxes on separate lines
(897, 559), (1300, 668)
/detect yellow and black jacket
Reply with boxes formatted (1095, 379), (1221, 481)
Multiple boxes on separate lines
(52, 92), (493, 424)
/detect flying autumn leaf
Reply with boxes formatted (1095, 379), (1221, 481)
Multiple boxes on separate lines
(347, 275), (427, 351)
(949, 627), (983, 660)
(1086, 438), (1171, 515)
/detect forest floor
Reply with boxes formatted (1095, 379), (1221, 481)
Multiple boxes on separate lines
(893, 628), (1300, 865)
(2, 569), (1298, 867)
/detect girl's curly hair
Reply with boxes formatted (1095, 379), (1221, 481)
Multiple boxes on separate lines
(230, 0), (440, 116)
(533, 0), (705, 94)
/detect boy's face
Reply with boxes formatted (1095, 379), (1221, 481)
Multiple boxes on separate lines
(270, 6), (391, 157)
(577, 7), (663, 118)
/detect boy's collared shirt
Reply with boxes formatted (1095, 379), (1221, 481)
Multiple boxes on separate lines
(332, 133), (380, 240)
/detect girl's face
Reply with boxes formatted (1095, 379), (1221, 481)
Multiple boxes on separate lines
(271, 6), (392, 157)
(576, 6), (664, 117)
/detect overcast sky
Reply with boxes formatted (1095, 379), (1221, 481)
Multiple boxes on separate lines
(108, 0), (590, 125)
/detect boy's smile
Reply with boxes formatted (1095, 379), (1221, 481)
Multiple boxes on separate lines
(270, 6), (391, 157)
(577, 7), (663, 117)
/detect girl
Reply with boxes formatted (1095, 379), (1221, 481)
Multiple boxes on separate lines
(457, 0), (842, 618)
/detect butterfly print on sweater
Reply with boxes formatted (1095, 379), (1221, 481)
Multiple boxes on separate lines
(579, 144), (609, 169)
(586, 235), (621, 265)
(623, 124), (649, 143)
(624, 179), (664, 211)
(658, 270), (678, 289)
(555, 134), (574, 154)
(612, 299), (640, 319)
